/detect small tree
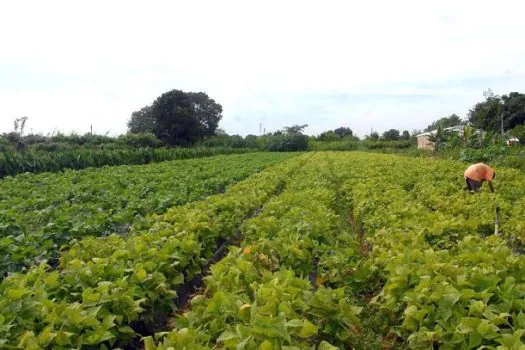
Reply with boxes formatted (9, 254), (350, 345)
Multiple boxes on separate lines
(283, 124), (308, 134)
(368, 132), (380, 140)
(382, 129), (400, 141)
(334, 127), (353, 138)
(318, 130), (340, 141)
(510, 124), (525, 145)
(13, 116), (28, 135)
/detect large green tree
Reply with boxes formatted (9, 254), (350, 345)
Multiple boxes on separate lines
(501, 92), (525, 131)
(128, 90), (223, 146)
(468, 90), (525, 134)
(467, 90), (502, 133)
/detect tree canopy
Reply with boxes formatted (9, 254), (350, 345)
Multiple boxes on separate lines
(382, 129), (400, 141)
(283, 124), (308, 134)
(128, 90), (223, 146)
(424, 114), (462, 132)
(317, 127), (354, 141)
(467, 90), (525, 134)
(128, 106), (155, 134)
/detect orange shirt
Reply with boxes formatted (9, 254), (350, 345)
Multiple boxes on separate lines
(464, 163), (495, 182)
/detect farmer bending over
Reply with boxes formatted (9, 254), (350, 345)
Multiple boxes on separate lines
(464, 163), (495, 193)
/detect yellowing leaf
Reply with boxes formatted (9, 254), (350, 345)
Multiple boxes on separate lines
(135, 268), (148, 282)
(315, 275), (327, 286)
(55, 331), (74, 346)
(37, 327), (56, 345)
(6, 288), (25, 300)
(217, 330), (238, 342)
(243, 245), (252, 254)
(285, 319), (304, 328)
(143, 336), (157, 350)
(44, 272), (60, 288)
(239, 303), (251, 311)
(299, 319), (318, 338)
(260, 340), (273, 350)
(319, 341), (339, 350)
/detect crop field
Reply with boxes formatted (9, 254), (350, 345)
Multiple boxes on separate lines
(0, 152), (524, 349)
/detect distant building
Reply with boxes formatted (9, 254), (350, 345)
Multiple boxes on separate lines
(416, 125), (483, 150)
(507, 137), (520, 146)
(416, 131), (435, 150)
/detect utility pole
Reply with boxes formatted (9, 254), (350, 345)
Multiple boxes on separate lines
(90, 124), (93, 135)
(500, 114), (504, 138)
(259, 123), (262, 135)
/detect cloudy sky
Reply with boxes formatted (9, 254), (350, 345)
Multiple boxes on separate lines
(1, 0), (524, 137)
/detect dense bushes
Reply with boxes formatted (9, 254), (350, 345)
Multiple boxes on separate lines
(309, 139), (414, 151)
(262, 133), (309, 151)
(200, 134), (310, 152)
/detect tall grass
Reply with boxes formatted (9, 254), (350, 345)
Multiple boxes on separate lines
(0, 147), (254, 178)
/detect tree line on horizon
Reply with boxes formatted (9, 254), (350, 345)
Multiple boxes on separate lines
(2, 88), (525, 151)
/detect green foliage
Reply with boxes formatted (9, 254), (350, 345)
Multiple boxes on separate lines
(150, 153), (363, 349)
(501, 92), (525, 130)
(260, 134), (309, 152)
(0, 153), (292, 277)
(130, 90), (223, 146)
(128, 106), (155, 134)
(424, 114), (462, 132)
(343, 153), (525, 348)
(308, 139), (414, 151)
(317, 127), (355, 141)
(468, 90), (525, 133)
(0, 146), (254, 178)
(199, 135), (256, 149)
(382, 129), (400, 141)
(368, 131), (380, 140)
(0, 154), (304, 348)
(282, 124), (308, 134)
(509, 124), (525, 145)
(2, 152), (525, 348)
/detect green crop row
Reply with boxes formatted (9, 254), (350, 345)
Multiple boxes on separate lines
(0, 153), (295, 277)
(341, 153), (525, 349)
(0, 155), (306, 349)
(0, 147), (255, 178)
(147, 153), (365, 349)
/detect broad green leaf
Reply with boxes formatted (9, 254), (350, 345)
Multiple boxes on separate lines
(299, 320), (318, 338)
(318, 341), (339, 350)
(55, 331), (74, 346)
(217, 330), (238, 342)
(143, 336), (156, 350)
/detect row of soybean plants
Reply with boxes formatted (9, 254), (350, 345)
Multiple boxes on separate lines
(147, 153), (366, 349)
(0, 153), (295, 277)
(342, 153), (525, 349)
(0, 154), (305, 349)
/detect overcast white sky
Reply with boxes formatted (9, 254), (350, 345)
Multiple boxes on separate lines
(1, 0), (524, 137)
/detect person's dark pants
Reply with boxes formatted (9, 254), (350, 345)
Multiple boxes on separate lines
(466, 177), (482, 192)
